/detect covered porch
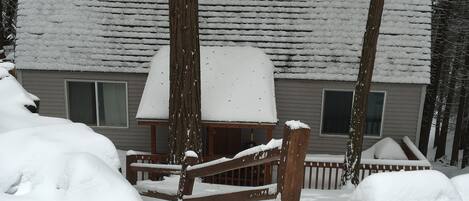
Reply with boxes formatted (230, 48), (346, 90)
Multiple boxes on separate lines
(136, 46), (278, 158)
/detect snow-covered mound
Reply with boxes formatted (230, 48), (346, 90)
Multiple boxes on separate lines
(452, 174), (469, 201)
(362, 137), (408, 160)
(0, 73), (141, 201)
(350, 170), (463, 201)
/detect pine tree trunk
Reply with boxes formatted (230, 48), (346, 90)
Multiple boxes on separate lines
(341, 0), (384, 187)
(168, 0), (202, 164)
(451, 71), (466, 165)
(419, 0), (450, 155)
(435, 64), (457, 160)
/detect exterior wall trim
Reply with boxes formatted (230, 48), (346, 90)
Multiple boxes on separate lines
(415, 85), (427, 146)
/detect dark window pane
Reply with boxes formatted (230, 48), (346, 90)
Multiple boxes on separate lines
(68, 82), (97, 126)
(322, 91), (353, 134)
(98, 83), (127, 127)
(365, 92), (385, 136)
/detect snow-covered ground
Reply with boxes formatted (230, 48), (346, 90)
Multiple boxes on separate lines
(427, 123), (469, 177)
(0, 70), (142, 201)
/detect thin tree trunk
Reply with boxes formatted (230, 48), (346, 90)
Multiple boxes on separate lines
(451, 70), (467, 165)
(419, 0), (450, 155)
(461, 44), (469, 168)
(436, 64), (457, 160)
(434, 103), (443, 148)
(0, 0), (5, 60)
(341, 0), (385, 187)
(168, 0), (202, 164)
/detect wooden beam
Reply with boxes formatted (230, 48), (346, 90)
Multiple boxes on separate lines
(266, 127), (273, 142)
(138, 119), (277, 129)
(151, 125), (157, 154)
(207, 127), (215, 157)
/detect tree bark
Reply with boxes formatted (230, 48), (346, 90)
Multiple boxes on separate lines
(341, 0), (385, 187)
(419, 0), (450, 155)
(435, 64), (457, 160)
(168, 0), (202, 164)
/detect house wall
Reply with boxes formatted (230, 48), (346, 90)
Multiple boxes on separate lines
(18, 70), (425, 154)
(273, 79), (425, 154)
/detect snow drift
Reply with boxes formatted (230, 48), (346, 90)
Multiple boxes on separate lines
(452, 174), (469, 201)
(350, 170), (463, 201)
(0, 71), (141, 201)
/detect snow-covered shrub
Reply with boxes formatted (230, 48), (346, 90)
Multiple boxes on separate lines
(0, 72), (141, 201)
(362, 137), (408, 160)
(452, 174), (469, 201)
(350, 170), (463, 201)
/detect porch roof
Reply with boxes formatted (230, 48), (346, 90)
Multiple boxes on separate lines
(136, 46), (278, 124)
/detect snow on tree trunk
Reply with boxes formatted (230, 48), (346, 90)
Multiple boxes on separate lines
(168, 0), (202, 164)
(341, 0), (384, 187)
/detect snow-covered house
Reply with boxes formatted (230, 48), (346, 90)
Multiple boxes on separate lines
(14, 0), (431, 154)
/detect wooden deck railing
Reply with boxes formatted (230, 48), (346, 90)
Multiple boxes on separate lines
(126, 136), (431, 191)
(135, 123), (311, 201)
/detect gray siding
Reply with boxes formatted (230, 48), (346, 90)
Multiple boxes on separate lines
(18, 70), (425, 155)
(18, 70), (168, 152)
(273, 79), (425, 154)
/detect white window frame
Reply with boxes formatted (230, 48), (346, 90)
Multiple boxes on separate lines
(319, 89), (386, 139)
(64, 79), (129, 129)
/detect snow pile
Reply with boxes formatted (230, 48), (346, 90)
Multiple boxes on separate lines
(362, 137), (408, 160)
(285, 120), (310, 130)
(350, 170), (462, 201)
(452, 174), (469, 201)
(137, 46), (277, 123)
(0, 61), (15, 71)
(0, 74), (141, 201)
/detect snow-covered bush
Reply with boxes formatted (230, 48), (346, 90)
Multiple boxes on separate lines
(350, 170), (463, 201)
(362, 137), (408, 160)
(0, 71), (141, 201)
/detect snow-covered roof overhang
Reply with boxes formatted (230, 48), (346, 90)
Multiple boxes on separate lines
(136, 46), (278, 124)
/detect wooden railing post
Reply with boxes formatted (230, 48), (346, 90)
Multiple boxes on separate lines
(178, 153), (198, 199)
(277, 122), (310, 201)
(126, 155), (138, 185)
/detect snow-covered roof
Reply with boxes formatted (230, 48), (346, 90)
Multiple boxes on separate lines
(136, 46), (278, 123)
(15, 0), (431, 84)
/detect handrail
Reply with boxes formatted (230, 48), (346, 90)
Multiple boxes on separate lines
(187, 149), (281, 178)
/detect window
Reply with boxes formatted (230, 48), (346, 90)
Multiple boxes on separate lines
(66, 81), (128, 127)
(321, 90), (385, 136)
